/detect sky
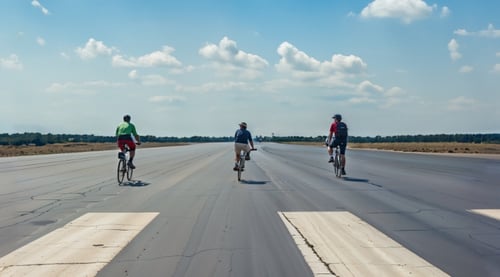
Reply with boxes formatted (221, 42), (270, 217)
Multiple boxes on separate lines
(1, 0), (499, 137)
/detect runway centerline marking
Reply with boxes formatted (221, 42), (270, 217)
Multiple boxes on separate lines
(279, 211), (449, 277)
(0, 212), (158, 277)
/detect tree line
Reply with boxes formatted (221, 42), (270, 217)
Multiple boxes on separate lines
(1, 132), (499, 146)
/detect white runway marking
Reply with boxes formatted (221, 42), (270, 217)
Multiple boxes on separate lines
(0, 212), (158, 277)
(469, 209), (500, 221)
(279, 211), (449, 277)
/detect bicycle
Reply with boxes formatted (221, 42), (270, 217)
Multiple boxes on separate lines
(237, 148), (256, 181)
(332, 145), (342, 178)
(117, 145), (133, 185)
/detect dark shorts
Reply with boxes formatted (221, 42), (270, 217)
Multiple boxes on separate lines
(330, 138), (347, 155)
(117, 136), (136, 152)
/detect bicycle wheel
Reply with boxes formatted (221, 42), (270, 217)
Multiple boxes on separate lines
(238, 157), (245, 181)
(127, 162), (134, 181)
(334, 154), (341, 178)
(117, 159), (126, 184)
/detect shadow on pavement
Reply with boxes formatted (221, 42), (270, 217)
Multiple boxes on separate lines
(240, 180), (268, 185)
(120, 180), (151, 187)
(342, 177), (370, 183)
(342, 177), (383, 188)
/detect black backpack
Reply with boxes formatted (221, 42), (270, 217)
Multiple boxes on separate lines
(335, 122), (348, 138)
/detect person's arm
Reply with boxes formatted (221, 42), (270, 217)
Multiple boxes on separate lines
(248, 131), (255, 149)
(131, 124), (141, 144)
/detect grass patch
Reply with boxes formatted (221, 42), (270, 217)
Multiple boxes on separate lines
(280, 141), (500, 155)
(0, 142), (188, 157)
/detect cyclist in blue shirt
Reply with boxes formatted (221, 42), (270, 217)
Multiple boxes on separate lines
(234, 122), (255, 171)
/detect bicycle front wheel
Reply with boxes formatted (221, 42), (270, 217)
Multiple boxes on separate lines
(334, 156), (341, 178)
(127, 163), (134, 181)
(117, 159), (126, 184)
(237, 159), (244, 181)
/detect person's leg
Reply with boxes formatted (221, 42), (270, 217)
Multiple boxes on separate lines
(117, 140), (125, 152)
(126, 141), (137, 168)
(234, 144), (242, 170)
(340, 141), (347, 174)
(328, 140), (337, 162)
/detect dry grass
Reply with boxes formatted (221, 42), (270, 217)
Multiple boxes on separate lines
(2, 141), (499, 157)
(284, 141), (500, 155)
(0, 142), (189, 157)
(349, 142), (500, 154)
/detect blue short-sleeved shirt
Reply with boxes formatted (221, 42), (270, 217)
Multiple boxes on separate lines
(235, 129), (253, 144)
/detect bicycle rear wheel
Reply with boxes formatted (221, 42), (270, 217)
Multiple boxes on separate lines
(117, 159), (126, 184)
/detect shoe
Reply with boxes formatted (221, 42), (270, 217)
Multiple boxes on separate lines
(128, 161), (136, 169)
(245, 153), (251, 160)
(341, 168), (346, 175)
(328, 157), (334, 163)
(233, 166), (239, 171)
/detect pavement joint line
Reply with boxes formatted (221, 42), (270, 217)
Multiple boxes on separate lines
(281, 211), (450, 277)
(279, 212), (337, 277)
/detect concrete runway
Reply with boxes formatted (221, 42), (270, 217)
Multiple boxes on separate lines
(1, 142), (499, 276)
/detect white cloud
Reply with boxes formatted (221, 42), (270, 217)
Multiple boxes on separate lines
(276, 42), (320, 74)
(60, 52), (70, 60)
(112, 46), (181, 68)
(127, 69), (173, 86)
(349, 97), (376, 104)
(440, 6), (450, 18)
(453, 29), (469, 36)
(141, 75), (171, 86)
(351, 82), (409, 108)
(384, 86), (405, 97)
(199, 37), (268, 79)
(1, 54), (23, 70)
(454, 24), (500, 38)
(447, 96), (477, 111)
(478, 24), (500, 38)
(176, 81), (252, 93)
(276, 42), (367, 80)
(46, 81), (125, 94)
(128, 70), (138, 79)
(358, 80), (383, 94)
(360, 0), (435, 24)
(31, 0), (49, 15)
(36, 37), (45, 46)
(149, 95), (186, 104)
(448, 39), (461, 61)
(493, 64), (500, 73)
(75, 38), (114, 60)
(459, 66), (474, 73)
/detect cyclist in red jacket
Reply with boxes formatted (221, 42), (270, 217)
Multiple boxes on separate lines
(327, 114), (348, 175)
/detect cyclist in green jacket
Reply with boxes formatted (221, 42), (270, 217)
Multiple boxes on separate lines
(116, 114), (141, 169)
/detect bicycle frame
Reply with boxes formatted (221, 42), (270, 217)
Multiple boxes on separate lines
(237, 148), (256, 181)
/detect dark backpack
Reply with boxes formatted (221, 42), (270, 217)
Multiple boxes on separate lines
(335, 122), (348, 138)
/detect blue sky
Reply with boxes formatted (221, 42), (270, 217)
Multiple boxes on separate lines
(1, 0), (499, 137)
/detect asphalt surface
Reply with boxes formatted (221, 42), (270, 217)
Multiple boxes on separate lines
(1, 142), (499, 276)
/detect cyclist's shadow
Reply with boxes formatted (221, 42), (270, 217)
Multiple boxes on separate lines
(120, 180), (151, 187)
(239, 180), (268, 185)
